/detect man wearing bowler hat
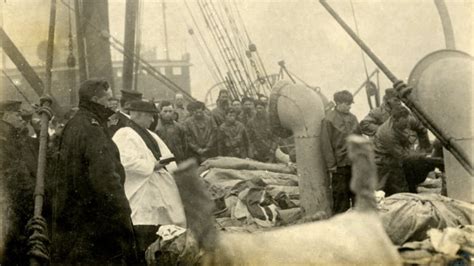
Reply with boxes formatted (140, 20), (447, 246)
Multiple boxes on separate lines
(113, 100), (186, 263)
(109, 89), (143, 135)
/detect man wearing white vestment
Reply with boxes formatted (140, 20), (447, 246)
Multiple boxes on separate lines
(113, 100), (186, 263)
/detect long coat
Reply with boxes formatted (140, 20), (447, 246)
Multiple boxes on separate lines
(247, 113), (278, 162)
(0, 121), (38, 265)
(113, 127), (186, 227)
(51, 101), (136, 264)
(217, 121), (249, 158)
(320, 109), (362, 170)
(183, 115), (217, 163)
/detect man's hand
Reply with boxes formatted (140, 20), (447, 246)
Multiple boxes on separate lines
(197, 148), (207, 155)
(154, 161), (165, 171)
(145, 239), (161, 265)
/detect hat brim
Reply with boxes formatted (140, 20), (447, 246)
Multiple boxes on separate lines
(126, 108), (158, 113)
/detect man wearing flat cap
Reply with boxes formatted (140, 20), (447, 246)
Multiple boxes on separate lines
(320, 90), (362, 214)
(51, 79), (136, 264)
(360, 88), (402, 137)
(112, 100), (186, 264)
(108, 89), (143, 136)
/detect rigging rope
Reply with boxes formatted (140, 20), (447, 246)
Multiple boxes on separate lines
(2, 70), (33, 104)
(349, 0), (370, 82)
(183, 0), (226, 84)
(197, 0), (236, 88)
(207, 0), (250, 91)
(199, 0), (246, 98)
(220, 1), (251, 77)
(187, 24), (220, 84)
(231, 2), (272, 92)
(209, 0), (256, 96)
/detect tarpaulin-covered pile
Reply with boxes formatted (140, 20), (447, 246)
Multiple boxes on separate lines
(380, 193), (474, 245)
(199, 157), (301, 231)
(397, 225), (474, 265)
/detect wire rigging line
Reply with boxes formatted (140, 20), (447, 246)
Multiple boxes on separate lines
(232, 0), (251, 45)
(229, 1), (271, 92)
(183, 0), (226, 84)
(208, 0), (256, 95)
(196, 0), (234, 81)
(198, 0), (244, 98)
(220, 0), (253, 80)
(2, 70), (33, 104)
(180, 3), (220, 82)
(185, 19), (220, 84)
(349, 0), (370, 81)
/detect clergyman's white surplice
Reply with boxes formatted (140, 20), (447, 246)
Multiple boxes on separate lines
(113, 127), (186, 227)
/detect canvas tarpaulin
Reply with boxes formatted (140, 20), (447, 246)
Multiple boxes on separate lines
(201, 157), (297, 174)
(380, 193), (474, 245)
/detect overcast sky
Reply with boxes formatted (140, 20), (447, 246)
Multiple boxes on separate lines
(1, 0), (472, 118)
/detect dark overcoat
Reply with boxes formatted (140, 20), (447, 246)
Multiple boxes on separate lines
(51, 101), (136, 264)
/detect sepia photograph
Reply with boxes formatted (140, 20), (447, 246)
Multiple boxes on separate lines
(0, 0), (473, 264)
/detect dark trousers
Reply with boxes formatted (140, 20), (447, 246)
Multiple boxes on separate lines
(403, 155), (444, 193)
(331, 166), (354, 214)
(133, 225), (160, 265)
(378, 155), (444, 196)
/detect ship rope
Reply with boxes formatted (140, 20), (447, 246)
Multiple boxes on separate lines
(183, 0), (227, 86)
(197, 0), (240, 98)
(198, 0), (246, 98)
(349, 0), (370, 82)
(209, 0), (256, 96)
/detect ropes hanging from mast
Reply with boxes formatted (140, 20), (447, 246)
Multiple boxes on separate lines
(208, 0), (256, 96)
(185, 19), (220, 84)
(231, 1), (272, 92)
(349, 0), (370, 84)
(349, 0), (380, 109)
(219, 1), (253, 81)
(197, 0), (244, 98)
(183, 0), (227, 86)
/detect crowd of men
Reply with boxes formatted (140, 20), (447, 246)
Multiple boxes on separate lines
(0, 78), (444, 264)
